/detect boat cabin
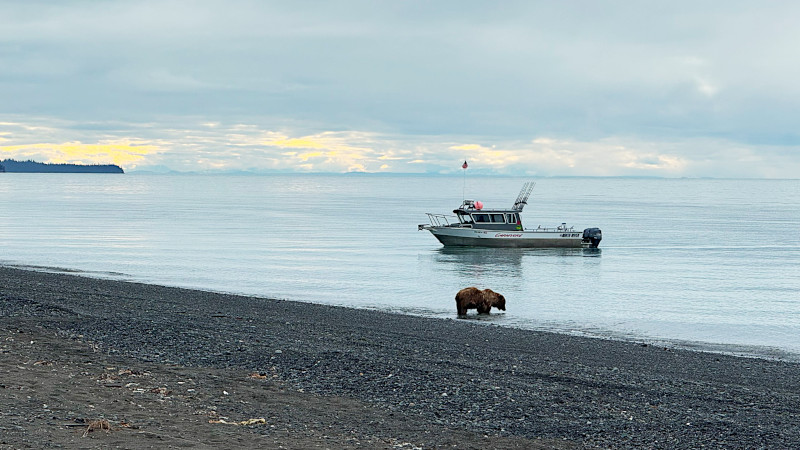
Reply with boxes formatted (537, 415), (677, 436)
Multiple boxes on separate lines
(453, 200), (523, 231)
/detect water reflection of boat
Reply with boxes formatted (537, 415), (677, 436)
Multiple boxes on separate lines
(431, 246), (600, 279)
(432, 247), (525, 277)
(419, 182), (602, 248)
(435, 247), (597, 262)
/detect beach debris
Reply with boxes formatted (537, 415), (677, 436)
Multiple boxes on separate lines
(387, 439), (424, 449)
(209, 418), (267, 426)
(68, 418), (137, 435)
(117, 368), (150, 377)
(149, 387), (172, 396)
(248, 367), (279, 380)
(81, 418), (111, 437)
(97, 372), (118, 381)
(97, 372), (125, 387)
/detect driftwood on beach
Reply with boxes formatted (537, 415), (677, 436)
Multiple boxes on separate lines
(1, 266), (798, 448)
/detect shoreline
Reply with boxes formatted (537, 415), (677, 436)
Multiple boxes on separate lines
(2, 266), (799, 448)
(8, 263), (797, 364)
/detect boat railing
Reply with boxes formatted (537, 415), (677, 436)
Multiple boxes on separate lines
(534, 223), (575, 232)
(426, 213), (458, 227)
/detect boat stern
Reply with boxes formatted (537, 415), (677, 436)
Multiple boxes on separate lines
(582, 228), (602, 248)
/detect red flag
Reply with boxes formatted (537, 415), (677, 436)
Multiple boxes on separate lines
(462, 160), (468, 169)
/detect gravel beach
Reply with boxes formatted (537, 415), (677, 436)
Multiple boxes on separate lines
(1, 266), (799, 448)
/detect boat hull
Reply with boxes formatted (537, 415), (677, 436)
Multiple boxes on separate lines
(425, 227), (594, 248)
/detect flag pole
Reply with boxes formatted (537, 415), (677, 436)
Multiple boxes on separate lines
(461, 160), (468, 201)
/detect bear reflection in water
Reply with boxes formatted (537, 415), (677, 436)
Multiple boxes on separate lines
(455, 287), (506, 316)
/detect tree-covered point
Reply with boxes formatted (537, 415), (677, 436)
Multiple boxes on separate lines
(0, 159), (123, 173)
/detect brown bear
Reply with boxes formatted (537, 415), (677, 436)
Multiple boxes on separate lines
(455, 287), (506, 316)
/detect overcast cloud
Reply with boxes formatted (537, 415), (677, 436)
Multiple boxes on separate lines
(1, 1), (799, 176)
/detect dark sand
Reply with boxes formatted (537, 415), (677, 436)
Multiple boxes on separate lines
(1, 266), (798, 449)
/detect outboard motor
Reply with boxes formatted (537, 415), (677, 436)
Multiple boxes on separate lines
(582, 228), (602, 248)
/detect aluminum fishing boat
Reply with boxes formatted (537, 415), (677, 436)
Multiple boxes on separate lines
(418, 182), (602, 248)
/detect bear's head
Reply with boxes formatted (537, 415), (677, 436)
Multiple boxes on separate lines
(483, 289), (505, 311)
(493, 293), (506, 311)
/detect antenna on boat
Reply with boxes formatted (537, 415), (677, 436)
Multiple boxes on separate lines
(513, 181), (535, 211)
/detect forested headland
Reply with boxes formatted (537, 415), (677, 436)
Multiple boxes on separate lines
(0, 159), (124, 173)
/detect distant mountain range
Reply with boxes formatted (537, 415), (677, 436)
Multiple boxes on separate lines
(0, 159), (124, 173)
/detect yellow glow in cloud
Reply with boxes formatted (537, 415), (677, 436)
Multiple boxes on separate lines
(0, 141), (158, 167)
(297, 151), (324, 161)
(449, 143), (520, 168)
(264, 132), (380, 172)
(270, 138), (327, 149)
(450, 144), (488, 151)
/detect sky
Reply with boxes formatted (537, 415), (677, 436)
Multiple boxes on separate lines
(2, 1), (799, 177)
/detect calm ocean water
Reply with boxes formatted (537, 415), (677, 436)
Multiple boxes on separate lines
(2, 174), (799, 360)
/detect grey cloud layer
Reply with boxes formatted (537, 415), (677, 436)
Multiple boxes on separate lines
(2, 1), (799, 175)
